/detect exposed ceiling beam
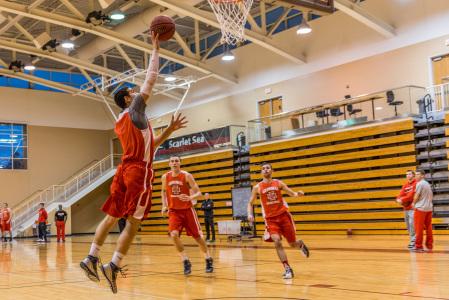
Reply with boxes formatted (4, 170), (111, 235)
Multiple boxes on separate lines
(0, 0), (238, 84)
(9, 16), (40, 48)
(334, 0), (395, 38)
(0, 0), (46, 35)
(0, 68), (112, 104)
(173, 31), (196, 58)
(274, 0), (334, 14)
(58, 0), (85, 20)
(148, 0), (306, 64)
(268, 7), (291, 37)
(115, 44), (137, 69)
(0, 39), (117, 76)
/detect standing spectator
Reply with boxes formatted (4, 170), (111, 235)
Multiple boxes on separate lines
(38, 203), (48, 243)
(412, 169), (433, 252)
(396, 170), (416, 249)
(201, 193), (215, 242)
(54, 205), (68, 242)
(1, 203), (12, 242)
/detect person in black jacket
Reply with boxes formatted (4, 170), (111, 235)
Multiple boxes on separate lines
(201, 193), (215, 242)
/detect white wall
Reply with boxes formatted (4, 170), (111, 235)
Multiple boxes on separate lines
(0, 87), (116, 130)
(148, 0), (449, 130)
(151, 32), (449, 135)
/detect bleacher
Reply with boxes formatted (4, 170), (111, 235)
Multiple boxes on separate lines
(249, 118), (446, 235)
(138, 116), (449, 236)
(140, 149), (235, 234)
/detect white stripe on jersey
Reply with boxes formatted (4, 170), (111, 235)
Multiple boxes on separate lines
(141, 127), (153, 163)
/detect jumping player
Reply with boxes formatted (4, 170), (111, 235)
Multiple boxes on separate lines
(247, 163), (310, 279)
(161, 156), (213, 275)
(2, 203), (12, 242)
(79, 32), (187, 294)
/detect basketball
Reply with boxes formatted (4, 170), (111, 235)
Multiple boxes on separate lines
(150, 15), (176, 41)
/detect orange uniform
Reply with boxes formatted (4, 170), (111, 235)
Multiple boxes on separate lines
(1, 208), (11, 232)
(165, 171), (202, 238)
(259, 180), (296, 243)
(102, 96), (155, 220)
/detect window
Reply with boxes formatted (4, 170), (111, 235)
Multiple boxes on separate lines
(0, 123), (28, 170)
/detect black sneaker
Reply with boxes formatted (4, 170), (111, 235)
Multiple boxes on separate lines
(80, 255), (100, 282)
(183, 259), (192, 275)
(299, 240), (310, 258)
(205, 257), (214, 273)
(100, 262), (125, 294)
(283, 267), (294, 279)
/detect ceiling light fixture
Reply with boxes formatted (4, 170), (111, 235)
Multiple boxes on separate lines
(165, 76), (176, 82)
(110, 12), (125, 20)
(24, 64), (36, 71)
(297, 12), (312, 35)
(61, 41), (75, 49)
(222, 47), (235, 61)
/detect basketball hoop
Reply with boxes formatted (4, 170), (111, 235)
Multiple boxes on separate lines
(207, 0), (254, 45)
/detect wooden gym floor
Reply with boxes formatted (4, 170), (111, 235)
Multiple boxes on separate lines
(0, 234), (448, 300)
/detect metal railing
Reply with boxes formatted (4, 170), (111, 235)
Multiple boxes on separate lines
(248, 85), (426, 143)
(12, 154), (121, 230)
(425, 82), (449, 112)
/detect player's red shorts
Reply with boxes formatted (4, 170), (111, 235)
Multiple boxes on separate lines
(264, 211), (297, 243)
(2, 222), (11, 232)
(102, 161), (153, 220)
(168, 208), (203, 238)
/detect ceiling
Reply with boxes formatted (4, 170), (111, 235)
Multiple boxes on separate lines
(0, 0), (397, 106)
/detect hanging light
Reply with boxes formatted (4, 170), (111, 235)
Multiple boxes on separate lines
(165, 76), (176, 82)
(24, 64), (36, 71)
(297, 12), (312, 35)
(110, 12), (125, 20)
(221, 47), (235, 61)
(61, 41), (75, 49)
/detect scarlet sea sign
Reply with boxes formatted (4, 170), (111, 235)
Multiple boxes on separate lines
(156, 126), (231, 157)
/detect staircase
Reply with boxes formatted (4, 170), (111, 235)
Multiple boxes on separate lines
(12, 154), (120, 237)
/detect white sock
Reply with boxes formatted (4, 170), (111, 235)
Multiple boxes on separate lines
(111, 251), (124, 267)
(89, 243), (101, 258)
(180, 251), (189, 261)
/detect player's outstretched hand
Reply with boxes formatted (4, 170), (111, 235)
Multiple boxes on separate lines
(179, 194), (191, 202)
(296, 191), (305, 197)
(151, 31), (160, 51)
(168, 113), (188, 133)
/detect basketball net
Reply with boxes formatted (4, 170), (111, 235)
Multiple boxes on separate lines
(208, 0), (254, 45)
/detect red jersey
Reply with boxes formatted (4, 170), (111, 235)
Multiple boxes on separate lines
(165, 171), (192, 210)
(259, 179), (288, 218)
(2, 208), (10, 223)
(115, 109), (154, 165)
(38, 208), (48, 223)
(397, 179), (416, 210)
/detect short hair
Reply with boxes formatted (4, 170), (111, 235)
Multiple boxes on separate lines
(261, 162), (272, 169)
(169, 155), (181, 161)
(406, 170), (415, 175)
(39, 202), (45, 206)
(114, 87), (130, 110)
(416, 168), (425, 175)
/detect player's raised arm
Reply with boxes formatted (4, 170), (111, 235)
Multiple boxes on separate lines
(247, 185), (259, 223)
(279, 180), (304, 197)
(140, 32), (160, 102)
(179, 173), (202, 204)
(154, 114), (188, 149)
(161, 174), (168, 216)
